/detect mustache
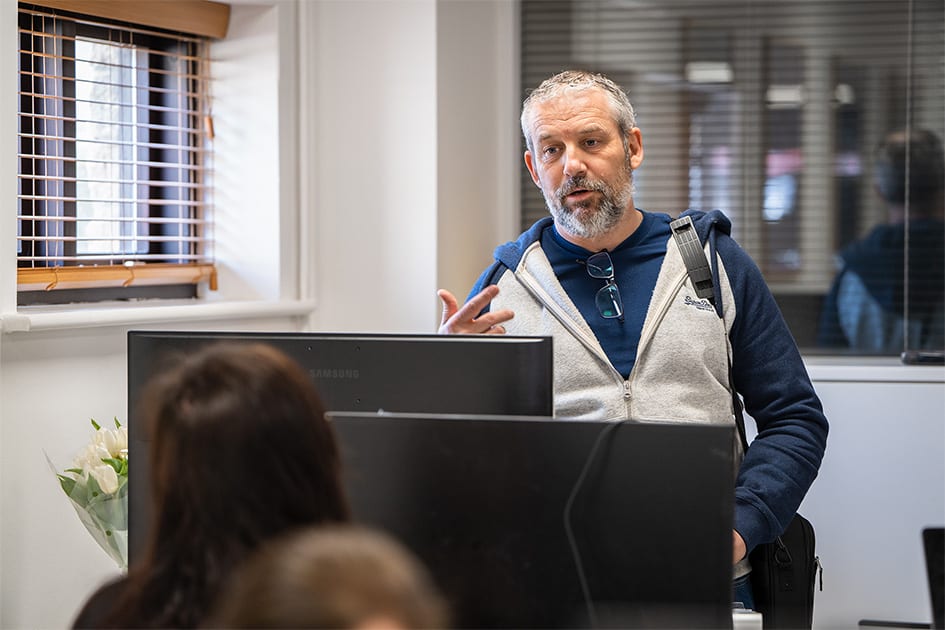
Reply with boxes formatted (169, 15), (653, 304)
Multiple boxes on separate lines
(555, 176), (608, 200)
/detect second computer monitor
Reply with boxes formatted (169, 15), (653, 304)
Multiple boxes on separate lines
(329, 411), (736, 629)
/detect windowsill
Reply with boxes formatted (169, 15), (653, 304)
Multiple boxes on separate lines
(0, 299), (316, 334)
(803, 355), (945, 383)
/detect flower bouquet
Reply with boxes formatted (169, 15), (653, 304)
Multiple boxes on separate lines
(49, 417), (129, 569)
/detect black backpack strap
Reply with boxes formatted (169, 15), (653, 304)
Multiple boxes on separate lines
(673, 217), (819, 608)
(670, 216), (715, 301)
(670, 214), (749, 452)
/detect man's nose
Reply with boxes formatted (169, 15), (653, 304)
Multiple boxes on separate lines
(562, 148), (587, 178)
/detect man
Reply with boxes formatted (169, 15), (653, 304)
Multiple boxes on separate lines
(437, 70), (828, 607)
(818, 128), (945, 353)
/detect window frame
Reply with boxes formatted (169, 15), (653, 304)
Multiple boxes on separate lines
(16, 3), (217, 303)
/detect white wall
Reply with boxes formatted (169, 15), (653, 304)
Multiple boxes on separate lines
(300, 0), (520, 330)
(802, 364), (945, 630)
(211, 2), (294, 302)
(436, 0), (520, 306)
(1, 2), (943, 629)
(304, 0), (439, 333)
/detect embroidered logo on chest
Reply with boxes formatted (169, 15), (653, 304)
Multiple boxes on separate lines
(683, 295), (715, 312)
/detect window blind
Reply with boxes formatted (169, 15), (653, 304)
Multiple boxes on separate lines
(17, 4), (217, 297)
(520, 0), (945, 355)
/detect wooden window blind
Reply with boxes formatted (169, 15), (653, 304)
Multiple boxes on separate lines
(17, 3), (219, 300)
(520, 0), (944, 356)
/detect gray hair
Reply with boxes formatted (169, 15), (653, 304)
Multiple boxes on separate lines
(520, 70), (637, 154)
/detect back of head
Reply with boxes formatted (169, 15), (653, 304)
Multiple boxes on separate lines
(113, 342), (351, 628)
(873, 128), (945, 216)
(146, 342), (351, 553)
(205, 525), (449, 629)
(520, 69), (636, 153)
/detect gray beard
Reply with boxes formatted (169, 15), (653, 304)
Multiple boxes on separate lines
(544, 172), (633, 240)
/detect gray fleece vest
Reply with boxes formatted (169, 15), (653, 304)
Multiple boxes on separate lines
(493, 235), (737, 424)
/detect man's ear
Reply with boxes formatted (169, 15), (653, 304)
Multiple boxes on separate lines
(524, 150), (541, 187)
(627, 127), (644, 170)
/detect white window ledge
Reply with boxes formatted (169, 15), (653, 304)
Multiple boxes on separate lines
(0, 299), (316, 334)
(804, 356), (945, 383)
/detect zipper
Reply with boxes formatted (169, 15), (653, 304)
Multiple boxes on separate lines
(515, 264), (628, 392)
(635, 270), (688, 361)
(622, 379), (632, 417)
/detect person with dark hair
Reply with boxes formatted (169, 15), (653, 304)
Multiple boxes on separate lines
(204, 525), (449, 629)
(72, 342), (352, 629)
(437, 69), (828, 610)
(818, 128), (945, 352)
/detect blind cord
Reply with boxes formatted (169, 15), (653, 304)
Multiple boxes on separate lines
(902, 0), (914, 350)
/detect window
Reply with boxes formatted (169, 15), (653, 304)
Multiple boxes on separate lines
(17, 3), (220, 304)
(520, 0), (945, 356)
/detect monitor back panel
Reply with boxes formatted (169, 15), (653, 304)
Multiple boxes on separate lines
(127, 331), (553, 418)
(127, 331), (553, 562)
(329, 412), (736, 629)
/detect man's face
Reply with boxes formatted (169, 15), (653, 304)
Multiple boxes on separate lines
(524, 89), (643, 240)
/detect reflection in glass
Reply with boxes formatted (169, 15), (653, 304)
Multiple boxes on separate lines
(818, 129), (945, 353)
(520, 0), (945, 354)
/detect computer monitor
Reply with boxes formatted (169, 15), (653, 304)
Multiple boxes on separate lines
(126, 331), (554, 561)
(328, 411), (736, 630)
(925, 527), (944, 630)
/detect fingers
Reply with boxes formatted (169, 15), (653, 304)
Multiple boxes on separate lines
(732, 530), (747, 564)
(463, 285), (501, 316)
(437, 289), (459, 327)
(437, 286), (514, 335)
(475, 308), (515, 331)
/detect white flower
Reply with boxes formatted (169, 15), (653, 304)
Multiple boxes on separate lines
(93, 426), (128, 460)
(72, 442), (112, 472)
(88, 464), (120, 494)
(51, 417), (130, 570)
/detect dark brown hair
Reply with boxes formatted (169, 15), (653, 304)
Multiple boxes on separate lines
(874, 128), (945, 215)
(204, 525), (449, 629)
(105, 342), (351, 628)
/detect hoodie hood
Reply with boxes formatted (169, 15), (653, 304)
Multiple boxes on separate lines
(679, 208), (733, 241)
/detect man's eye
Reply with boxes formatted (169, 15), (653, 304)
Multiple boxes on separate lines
(543, 146), (558, 156)
(585, 138), (599, 147)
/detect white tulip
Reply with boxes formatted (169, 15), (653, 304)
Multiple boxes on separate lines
(73, 443), (111, 471)
(88, 464), (119, 495)
(94, 427), (127, 460)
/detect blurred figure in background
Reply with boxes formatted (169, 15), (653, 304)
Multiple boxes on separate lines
(72, 342), (351, 628)
(205, 525), (449, 629)
(819, 128), (945, 353)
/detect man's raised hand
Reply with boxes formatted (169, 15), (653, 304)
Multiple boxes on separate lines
(437, 286), (514, 335)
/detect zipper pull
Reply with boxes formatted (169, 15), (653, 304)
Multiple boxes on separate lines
(623, 380), (631, 400)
